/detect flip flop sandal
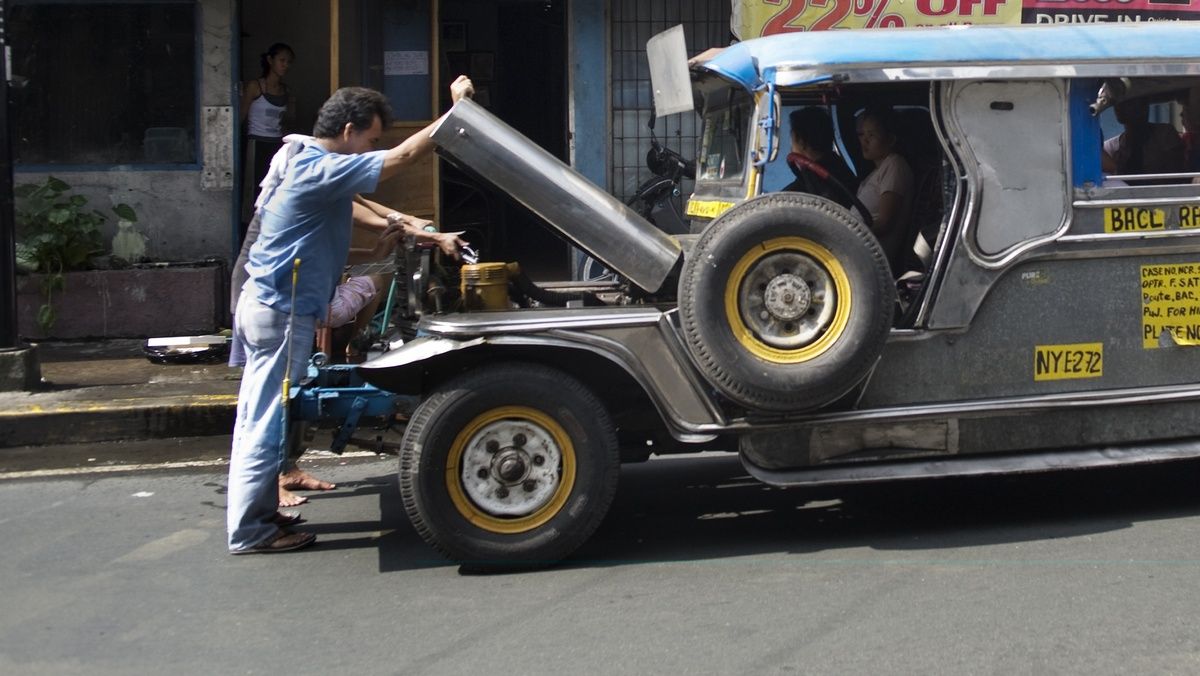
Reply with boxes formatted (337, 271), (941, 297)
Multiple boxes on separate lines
(230, 530), (316, 555)
(272, 510), (306, 527)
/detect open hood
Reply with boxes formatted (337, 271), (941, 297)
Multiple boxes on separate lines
(431, 99), (682, 293)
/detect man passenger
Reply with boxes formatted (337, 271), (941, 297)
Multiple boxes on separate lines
(782, 107), (859, 208)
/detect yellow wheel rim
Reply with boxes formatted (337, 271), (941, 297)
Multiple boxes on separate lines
(445, 406), (577, 534)
(723, 236), (852, 364)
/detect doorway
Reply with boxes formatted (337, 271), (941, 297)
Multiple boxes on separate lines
(438, 0), (569, 279)
(235, 1), (332, 241)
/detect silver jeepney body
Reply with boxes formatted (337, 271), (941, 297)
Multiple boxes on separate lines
(362, 22), (1200, 485)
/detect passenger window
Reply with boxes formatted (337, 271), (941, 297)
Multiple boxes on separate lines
(697, 98), (751, 182)
(762, 104), (856, 194)
(1077, 76), (1200, 189)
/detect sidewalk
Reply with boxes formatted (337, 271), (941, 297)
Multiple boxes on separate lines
(0, 339), (240, 448)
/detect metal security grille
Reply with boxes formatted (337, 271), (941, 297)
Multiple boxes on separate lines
(610, 0), (732, 201)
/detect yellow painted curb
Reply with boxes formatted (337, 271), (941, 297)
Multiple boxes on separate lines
(0, 393), (238, 418)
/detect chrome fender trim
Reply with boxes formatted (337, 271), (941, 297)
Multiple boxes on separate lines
(358, 332), (722, 444)
(743, 438), (1200, 487)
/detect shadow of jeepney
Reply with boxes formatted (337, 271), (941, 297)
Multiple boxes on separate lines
(309, 452), (1200, 572)
(565, 452), (1200, 567)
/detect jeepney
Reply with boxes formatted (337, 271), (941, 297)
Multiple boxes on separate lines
(360, 22), (1200, 567)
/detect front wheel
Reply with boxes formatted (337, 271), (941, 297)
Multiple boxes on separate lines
(400, 362), (620, 568)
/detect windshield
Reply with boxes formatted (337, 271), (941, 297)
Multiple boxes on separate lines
(697, 92), (753, 183)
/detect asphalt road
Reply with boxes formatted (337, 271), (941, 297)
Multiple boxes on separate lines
(3, 444), (1200, 675)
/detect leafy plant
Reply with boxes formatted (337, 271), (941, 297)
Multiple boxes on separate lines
(13, 176), (136, 331)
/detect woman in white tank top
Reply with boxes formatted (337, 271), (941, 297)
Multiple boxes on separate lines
(239, 43), (295, 234)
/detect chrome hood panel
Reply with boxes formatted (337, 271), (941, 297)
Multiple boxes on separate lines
(431, 99), (683, 292)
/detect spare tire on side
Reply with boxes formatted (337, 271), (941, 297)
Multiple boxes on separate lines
(678, 193), (895, 412)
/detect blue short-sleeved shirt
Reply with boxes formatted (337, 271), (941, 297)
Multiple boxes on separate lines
(243, 142), (386, 318)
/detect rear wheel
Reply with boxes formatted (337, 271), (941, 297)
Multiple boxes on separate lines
(400, 362), (619, 568)
(679, 193), (895, 412)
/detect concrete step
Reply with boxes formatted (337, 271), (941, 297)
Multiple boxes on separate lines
(0, 387), (237, 447)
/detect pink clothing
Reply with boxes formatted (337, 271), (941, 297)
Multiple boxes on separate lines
(319, 276), (377, 328)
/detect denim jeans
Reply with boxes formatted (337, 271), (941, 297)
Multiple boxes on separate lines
(227, 294), (316, 551)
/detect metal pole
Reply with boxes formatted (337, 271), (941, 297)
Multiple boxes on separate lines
(0, 0), (17, 348)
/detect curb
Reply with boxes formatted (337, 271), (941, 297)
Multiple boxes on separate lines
(0, 394), (237, 447)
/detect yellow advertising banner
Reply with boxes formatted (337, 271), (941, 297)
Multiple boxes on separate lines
(731, 0), (1022, 38)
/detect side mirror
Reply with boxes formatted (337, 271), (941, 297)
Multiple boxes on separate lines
(647, 25), (694, 119)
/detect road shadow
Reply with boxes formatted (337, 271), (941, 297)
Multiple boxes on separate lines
(284, 474), (452, 570)
(567, 453), (1200, 567)
(295, 453), (1200, 572)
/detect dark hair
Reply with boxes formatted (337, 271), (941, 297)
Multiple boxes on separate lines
(857, 104), (899, 140)
(312, 87), (394, 138)
(260, 43), (295, 78)
(789, 107), (835, 152)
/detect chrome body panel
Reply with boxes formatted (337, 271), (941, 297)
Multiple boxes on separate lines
(743, 438), (1200, 488)
(362, 306), (1200, 443)
(358, 308), (724, 443)
(775, 63), (1200, 86)
(419, 306), (667, 336)
(431, 99), (682, 293)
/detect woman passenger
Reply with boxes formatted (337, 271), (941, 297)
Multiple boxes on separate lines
(855, 106), (914, 272)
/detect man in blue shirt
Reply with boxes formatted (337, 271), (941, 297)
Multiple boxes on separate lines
(228, 78), (473, 554)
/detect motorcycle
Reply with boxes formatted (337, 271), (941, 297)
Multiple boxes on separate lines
(580, 116), (695, 281)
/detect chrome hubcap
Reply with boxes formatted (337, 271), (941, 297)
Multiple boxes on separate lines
(459, 419), (562, 517)
(738, 252), (838, 350)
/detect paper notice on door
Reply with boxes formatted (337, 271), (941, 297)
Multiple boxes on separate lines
(384, 51), (428, 76)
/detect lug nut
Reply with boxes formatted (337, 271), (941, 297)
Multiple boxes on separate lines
(532, 455), (545, 466)
(485, 440), (500, 453)
(496, 487), (509, 499)
(512, 433), (527, 447)
(523, 480), (537, 492)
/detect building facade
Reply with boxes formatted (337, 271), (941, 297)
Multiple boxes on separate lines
(9, 0), (731, 329)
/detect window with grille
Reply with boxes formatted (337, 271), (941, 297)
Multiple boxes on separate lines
(610, 0), (732, 202)
(10, 1), (198, 166)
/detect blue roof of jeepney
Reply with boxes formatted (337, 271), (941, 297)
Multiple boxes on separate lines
(701, 23), (1200, 91)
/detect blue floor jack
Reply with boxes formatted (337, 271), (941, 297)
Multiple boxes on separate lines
(290, 353), (411, 454)
(288, 236), (441, 453)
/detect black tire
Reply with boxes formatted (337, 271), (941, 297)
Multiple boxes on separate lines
(679, 193), (895, 412)
(399, 362), (620, 568)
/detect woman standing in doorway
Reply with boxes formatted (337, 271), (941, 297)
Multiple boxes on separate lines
(239, 42), (295, 235)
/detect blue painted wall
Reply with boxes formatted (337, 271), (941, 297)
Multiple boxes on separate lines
(568, 0), (607, 190)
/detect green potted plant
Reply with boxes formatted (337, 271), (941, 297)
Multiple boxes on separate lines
(13, 176), (136, 331)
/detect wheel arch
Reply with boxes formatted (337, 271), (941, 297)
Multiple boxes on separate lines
(359, 336), (719, 445)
